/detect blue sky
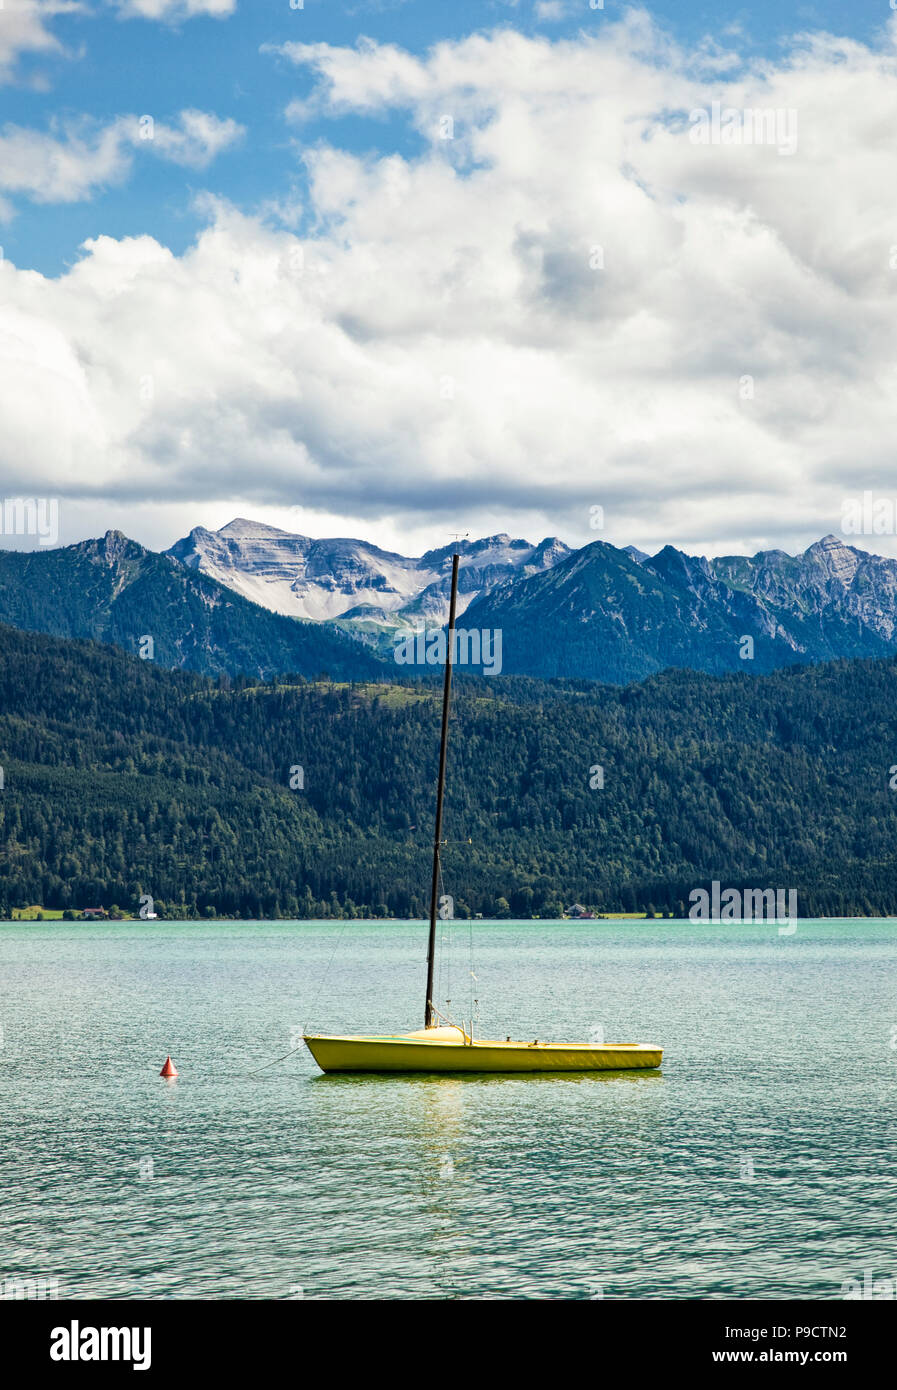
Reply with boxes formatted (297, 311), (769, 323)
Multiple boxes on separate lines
(4, 0), (891, 275)
(1, 0), (896, 560)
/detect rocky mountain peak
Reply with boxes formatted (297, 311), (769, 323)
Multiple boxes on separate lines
(803, 533), (862, 585)
(166, 520), (572, 626)
(217, 518), (294, 540)
(99, 530), (133, 565)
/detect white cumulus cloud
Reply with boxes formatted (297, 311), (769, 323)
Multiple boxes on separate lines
(3, 14), (897, 559)
(0, 119), (133, 203)
(0, 0), (80, 85)
(0, 110), (244, 205)
(110, 0), (236, 20)
(0, 0), (234, 92)
(143, 109), (245, 169)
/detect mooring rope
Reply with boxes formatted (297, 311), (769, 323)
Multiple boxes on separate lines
(248, 1046), (304, 1076)
(249, 911), (355, 1075)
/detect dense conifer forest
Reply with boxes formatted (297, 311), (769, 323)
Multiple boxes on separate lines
(1, 621), (896, 918)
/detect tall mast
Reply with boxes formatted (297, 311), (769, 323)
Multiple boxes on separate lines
(425, 551), (460, 1028)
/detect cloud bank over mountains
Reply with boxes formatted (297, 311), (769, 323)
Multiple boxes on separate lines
(2, 10), (897, 558)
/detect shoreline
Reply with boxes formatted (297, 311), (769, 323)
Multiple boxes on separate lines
(4, 912), (897, 924)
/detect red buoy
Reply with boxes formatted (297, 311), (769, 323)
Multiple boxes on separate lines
(160, 1055), (178, 1078)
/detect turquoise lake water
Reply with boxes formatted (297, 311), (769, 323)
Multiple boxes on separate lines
(1, 917), (895, 1300)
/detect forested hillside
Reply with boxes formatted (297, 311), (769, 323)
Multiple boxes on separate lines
(2, 622), (897, 917)
(0, 532), (383, 680)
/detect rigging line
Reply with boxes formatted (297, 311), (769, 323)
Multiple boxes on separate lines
(469, 911), (476, 1026)
(437, 858), (451, 1014)
(248, 1045), (305, 1075)
(302, 911), (354, 1034)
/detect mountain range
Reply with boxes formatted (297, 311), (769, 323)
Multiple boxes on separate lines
(0, 531), (381, 680)
(2, 521), (897, 682)
(463, 533), (897, 681)
(166, 520), (570, 642)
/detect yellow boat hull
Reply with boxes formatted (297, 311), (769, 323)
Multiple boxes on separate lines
(304, 1026), (662, 1074)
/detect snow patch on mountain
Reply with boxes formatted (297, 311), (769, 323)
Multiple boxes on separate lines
(166, 521), (571, 627)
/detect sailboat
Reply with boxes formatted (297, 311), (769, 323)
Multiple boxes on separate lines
(304, 552), (663, 1075)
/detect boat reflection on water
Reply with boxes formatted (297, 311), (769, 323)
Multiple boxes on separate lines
(309, 1066), (665, 1087)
